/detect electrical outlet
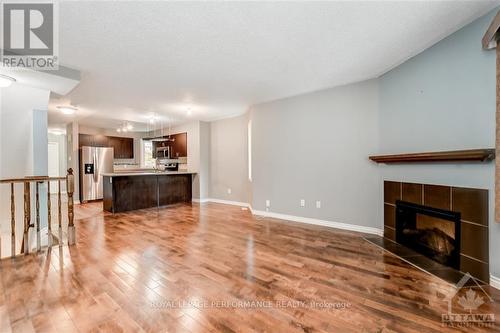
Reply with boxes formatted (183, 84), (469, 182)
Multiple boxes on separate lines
(227, 188), (232, 194)
(300, 199), (305, 207)
(265, 200), (270, 208)
(316, 201), (321, 209)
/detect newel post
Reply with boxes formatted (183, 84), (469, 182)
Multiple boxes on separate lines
(22, 181), (31, 254)
(483, 11), (500, 222)
(67, 168), (76, 245)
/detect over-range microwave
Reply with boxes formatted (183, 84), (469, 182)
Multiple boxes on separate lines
(156, 146), (170, 159)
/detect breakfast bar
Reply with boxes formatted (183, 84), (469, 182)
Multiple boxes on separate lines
(102, 171), (195, 213)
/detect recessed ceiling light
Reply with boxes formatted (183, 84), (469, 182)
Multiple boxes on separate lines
(127, 123), (133, 130)
(57, 105), (77, 115)
(48, 129), (65, 136)
(0, 74), (16, 88)
(186, 108), (192, 116)
(117, 128), (122, 133)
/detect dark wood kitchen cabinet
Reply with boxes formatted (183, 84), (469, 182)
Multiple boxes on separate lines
(108, 136), (134, 159)
(79, 134), (109, 147)
(78, 134), (93, 147)
(151, 132), (187, 158)
(79, 134), (134, 159)
(93, 135), (109, 147)
(171, 132), (187, 158)
(103, 173), (194, 213)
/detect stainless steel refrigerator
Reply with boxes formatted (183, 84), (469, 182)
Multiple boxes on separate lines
(80, 146), (114, 202)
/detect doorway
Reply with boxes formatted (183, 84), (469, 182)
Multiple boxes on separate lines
(48, 142), (60, 192)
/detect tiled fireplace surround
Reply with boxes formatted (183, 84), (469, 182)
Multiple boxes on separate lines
(383, 181), (489, 283)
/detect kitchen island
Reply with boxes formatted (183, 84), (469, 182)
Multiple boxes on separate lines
(102, 171), (195, 213)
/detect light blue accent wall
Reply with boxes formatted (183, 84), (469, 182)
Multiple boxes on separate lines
(379, 9), (499, 276)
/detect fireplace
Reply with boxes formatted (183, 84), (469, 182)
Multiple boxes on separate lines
(381, 181), (489, 284)
(396, 200), (461, 269)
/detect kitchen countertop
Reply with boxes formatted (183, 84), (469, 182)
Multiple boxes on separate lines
(102, 171), (196, 177)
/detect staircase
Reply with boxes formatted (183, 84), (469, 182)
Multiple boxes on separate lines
(0, 168), (76, 259)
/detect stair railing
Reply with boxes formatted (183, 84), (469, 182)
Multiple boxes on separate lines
(0, 168), (75, 258)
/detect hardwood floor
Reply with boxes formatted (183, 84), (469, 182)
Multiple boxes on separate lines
(1, 202), (499, 332)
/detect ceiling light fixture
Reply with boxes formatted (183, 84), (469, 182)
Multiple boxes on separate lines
(186, 107), (192, 116)
(149, 115), (175, 142)
(0, 74), (16, 88)
(48, 129), (65, 136)
(117, 122), (133, 133)
(57, 105), (77, 115)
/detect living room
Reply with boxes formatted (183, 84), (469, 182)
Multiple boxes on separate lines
(1, 1), (499, 331)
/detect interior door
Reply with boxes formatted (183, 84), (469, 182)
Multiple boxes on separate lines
(48, 142), (60, 192)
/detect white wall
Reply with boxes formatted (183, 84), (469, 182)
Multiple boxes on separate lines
(48, 133), (68, 177)
(209, 114), (249, 203)
(48, 132), (68, 193)
(66, 122), (79, 202)
(0, 84), (50, 257)
(0, 85), (49, 177)
(250, 79), (381, 229)
(199, 121), (211, 199)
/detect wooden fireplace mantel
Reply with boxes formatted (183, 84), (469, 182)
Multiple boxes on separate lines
(369, 149), (495, 164)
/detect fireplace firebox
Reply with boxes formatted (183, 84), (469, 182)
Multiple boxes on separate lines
(396, 200), (461, 270)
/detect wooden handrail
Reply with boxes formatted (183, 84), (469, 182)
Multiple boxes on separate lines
(0, 176), (66, 184)
(1, 168), (76, 259)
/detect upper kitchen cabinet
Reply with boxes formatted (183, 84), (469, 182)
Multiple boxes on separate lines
(79, 134), (109, 147)
(79, 134), (134, 159)
(79, 134), (108, 147)
(108, 136), (134, 159)
(93, 135), (109, 147)
(78, 134), (93, 147)
(151, 132), (187, 158)
(171, 132), (187, 158)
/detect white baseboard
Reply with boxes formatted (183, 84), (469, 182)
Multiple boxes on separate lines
(206, 198), (250, 207)
(251, 209), (383, 236)
(192, 198), (209, 203)
(193, 199), (382, 236)
(490, 275), (500, 290)
(192, 198), (249, 207)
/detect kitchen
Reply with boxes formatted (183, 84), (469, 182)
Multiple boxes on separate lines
(77, 125), (196, 213)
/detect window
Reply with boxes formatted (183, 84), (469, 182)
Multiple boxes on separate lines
(248, 120), (252, 181)
(142, 140), (155, 168)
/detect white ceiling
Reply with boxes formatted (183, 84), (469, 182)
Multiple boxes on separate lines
(0, 65), (80, 96)
(48, 1), (499, 131)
